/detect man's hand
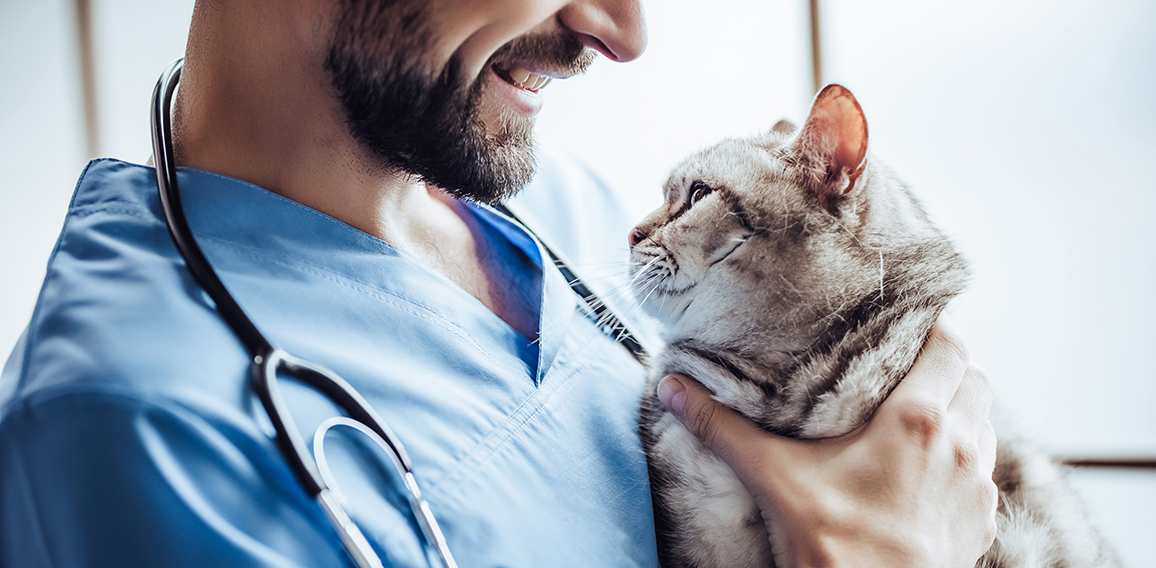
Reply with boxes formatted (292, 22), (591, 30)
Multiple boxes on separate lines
(656, 315), (998, 568)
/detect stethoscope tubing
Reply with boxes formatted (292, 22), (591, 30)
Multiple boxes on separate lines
(150, 60), (271, 359)
(150, 58), (454, 568)
(493, 204), (648, 361)
(149, 53), (647, 568)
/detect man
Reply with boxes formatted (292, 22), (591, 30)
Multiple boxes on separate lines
(0, 0), (997, 566)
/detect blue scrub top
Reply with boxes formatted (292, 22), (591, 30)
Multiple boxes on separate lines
(0, 153), (660, 567)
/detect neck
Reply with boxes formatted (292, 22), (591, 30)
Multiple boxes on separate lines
(168, 1), (541, 340)
(172, 0), (433, 245)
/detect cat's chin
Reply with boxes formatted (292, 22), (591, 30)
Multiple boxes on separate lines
(638, 296), (693, 331)
(641, 308), (679, 331)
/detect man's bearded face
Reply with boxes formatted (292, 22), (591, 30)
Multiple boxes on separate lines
(325, 1), (595, 204)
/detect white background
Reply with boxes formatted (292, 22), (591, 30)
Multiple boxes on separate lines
(2, 0), (1153, 564)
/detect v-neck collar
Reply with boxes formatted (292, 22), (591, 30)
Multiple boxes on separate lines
(85, 160), (577, 388)
(469, 203), (576, 385)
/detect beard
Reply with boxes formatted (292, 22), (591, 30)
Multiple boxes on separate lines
(325, 1), (594, 204)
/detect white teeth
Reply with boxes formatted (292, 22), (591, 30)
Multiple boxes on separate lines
(506, 65), (551, 91)
(509, 67), (531, 85)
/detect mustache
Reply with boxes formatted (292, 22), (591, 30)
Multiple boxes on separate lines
(485, 32), (597, 76)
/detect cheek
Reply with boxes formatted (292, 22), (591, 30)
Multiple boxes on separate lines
(663, 227), (716, 275)
(699, 226), (740, 261)
(675, 210), (747, 263)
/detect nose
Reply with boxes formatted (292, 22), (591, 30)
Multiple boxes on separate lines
(557, 0), (647, 62)
(628, 229), (646, 248)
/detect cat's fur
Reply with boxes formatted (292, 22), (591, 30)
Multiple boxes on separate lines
(629, 85), (1117, 568)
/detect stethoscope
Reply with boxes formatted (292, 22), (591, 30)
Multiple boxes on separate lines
(149, 58), (646, 568)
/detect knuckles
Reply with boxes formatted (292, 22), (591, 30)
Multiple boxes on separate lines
(896, 401), (947, 446)
(953, 442), (981, 472)
(926, 326), (970, 371)
(964, 363), (995, 404)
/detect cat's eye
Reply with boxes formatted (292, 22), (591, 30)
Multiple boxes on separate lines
(689, 181), (712, 207)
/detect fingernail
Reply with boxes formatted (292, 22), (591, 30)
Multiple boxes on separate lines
(657, 376), (687, 416)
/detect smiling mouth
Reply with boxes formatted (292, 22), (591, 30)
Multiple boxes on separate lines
(494, 64), (554, 93)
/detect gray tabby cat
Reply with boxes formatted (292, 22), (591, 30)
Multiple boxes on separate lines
(629, 85), (1117, 568)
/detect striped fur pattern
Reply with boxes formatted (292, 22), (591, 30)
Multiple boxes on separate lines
(630, 85), (1117, 568)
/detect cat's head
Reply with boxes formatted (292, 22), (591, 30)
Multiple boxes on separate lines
(628, 85), (927, 351)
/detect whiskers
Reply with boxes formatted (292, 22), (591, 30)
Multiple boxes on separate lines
(628, 254), (669, 311)
(532, 255), (658, 348)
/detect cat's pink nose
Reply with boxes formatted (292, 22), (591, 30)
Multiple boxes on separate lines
(629, 229), (646, 248)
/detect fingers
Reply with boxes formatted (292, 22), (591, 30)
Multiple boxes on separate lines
(657, 375), (795, 480)
(947, 362), (997, 479)
(889, 313), (970, 408)
(978, 420), (998, 476)
(923, 351), (999, 553)
(948, 362), (995, 431)
(971, 420), (1000, 552)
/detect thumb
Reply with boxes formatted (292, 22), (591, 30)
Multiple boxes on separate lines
(657, 375), (793, 480)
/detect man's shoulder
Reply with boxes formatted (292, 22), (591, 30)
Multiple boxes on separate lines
(0, 159), (249, 418)
(0, 347), (345, 568)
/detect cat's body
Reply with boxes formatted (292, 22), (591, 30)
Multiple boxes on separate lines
(629, 85), (1117, 568)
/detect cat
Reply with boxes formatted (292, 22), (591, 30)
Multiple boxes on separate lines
(629, 84), (1118, 568)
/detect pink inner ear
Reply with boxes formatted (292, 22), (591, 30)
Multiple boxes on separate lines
(795, 85), (869, 200)
(825, 103), (866, 168)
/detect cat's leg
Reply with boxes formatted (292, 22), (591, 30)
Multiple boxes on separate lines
(649, 410), (775, 568)
(977, 419), (1119, 568)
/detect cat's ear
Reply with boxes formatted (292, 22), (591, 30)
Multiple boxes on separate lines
(771, 119), (797, 135)
(788, 84), (868, 208)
